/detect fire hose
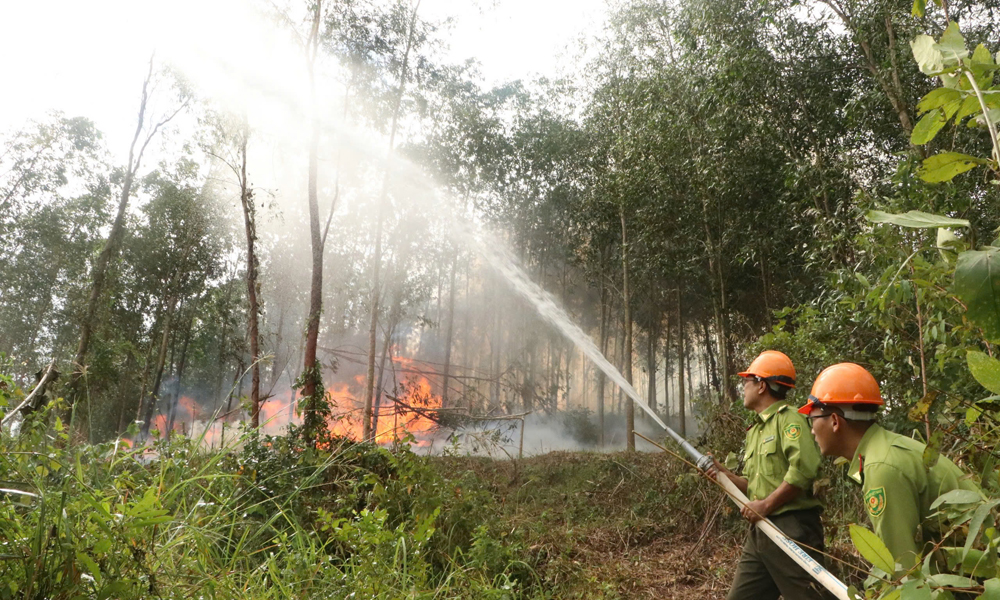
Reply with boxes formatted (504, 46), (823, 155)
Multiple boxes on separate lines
(632, 430), (855, 600)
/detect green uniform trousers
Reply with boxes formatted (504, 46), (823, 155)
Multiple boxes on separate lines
(726, 508), (835, 600)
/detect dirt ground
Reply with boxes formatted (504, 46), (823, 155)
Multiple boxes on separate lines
(588, 534), (742, 599)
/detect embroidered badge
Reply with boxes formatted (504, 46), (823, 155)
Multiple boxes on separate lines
(865, 487), (886, 517)
(783, 423), (802, 441)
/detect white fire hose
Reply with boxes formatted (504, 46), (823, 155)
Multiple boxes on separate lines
(634, 431), (854, 600)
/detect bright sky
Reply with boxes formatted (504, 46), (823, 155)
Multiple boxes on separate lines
(0, 0), (608, 158)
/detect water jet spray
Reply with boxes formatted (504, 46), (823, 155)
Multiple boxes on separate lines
(457, 222), (854, 599)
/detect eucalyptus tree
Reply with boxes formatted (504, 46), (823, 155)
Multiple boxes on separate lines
(68, 59), (190, 421)
(359, 0), (440, 440)
(121, 162), (227, 438)
(201, 111), (263, 428)
(405, 66), (511, 408)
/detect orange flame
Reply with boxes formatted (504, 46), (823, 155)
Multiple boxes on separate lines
(141, 353), (446, 449)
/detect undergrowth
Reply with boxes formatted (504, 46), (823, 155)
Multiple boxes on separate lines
(0, 381), (875, 600)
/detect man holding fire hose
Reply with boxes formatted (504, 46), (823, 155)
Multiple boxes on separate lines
(706, 351), (833, 599)
(799, 363), (981, 570)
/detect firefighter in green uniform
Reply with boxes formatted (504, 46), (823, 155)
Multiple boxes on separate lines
(800, 362), (981, 569)
(706, 351), (832, 600)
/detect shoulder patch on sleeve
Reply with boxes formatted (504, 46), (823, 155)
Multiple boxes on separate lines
(783, 423), (802, 441)
(865, 487), (886, 517)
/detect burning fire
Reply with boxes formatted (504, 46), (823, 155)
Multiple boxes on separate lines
(145, 353), (446, 449)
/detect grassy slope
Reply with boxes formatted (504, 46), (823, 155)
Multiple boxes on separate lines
(433, 451), (745, 599)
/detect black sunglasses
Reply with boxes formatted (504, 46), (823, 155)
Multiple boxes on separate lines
(806, 413), (835, 425)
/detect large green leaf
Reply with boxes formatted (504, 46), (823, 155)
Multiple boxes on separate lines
(937, 22), (969, 64)
(911, 109), (949, 144)
(918, 152), (987, 182)
(917, 88), (962, 114)
(968, 351), (1000, 394)
(912, 34), (944, 74)
(866, 210), (970, 228)
(850, 523), (895, 574)
(955, 248), (1000, 341)
(930, 488), (982, 509)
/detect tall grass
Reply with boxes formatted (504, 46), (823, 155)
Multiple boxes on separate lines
(0, 397), (534, 600)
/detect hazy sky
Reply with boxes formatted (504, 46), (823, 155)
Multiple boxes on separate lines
(0, 0), (607, 157)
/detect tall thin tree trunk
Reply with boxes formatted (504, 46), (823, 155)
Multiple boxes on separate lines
(363, 0), (422, 440)
(141, 295), (180, 438)
(441, 253), (458, 407)
(646, 321), (658, 414)
(702, 196), (731, 403)
(237, 122), (262, 429)
(372, 288), (403, 441)
(301, 2), (325, 447)
(71, 58), (184, 414)
(621, 211), (634, 451)
(663, 309), (671, 422)
(703, 319), (719, 394)
(269, 304), (285, 390)
(597, 273), (608, 446)
(677, 288), (685, 438)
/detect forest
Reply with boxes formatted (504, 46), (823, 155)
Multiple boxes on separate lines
(3, 0), (1000, 597)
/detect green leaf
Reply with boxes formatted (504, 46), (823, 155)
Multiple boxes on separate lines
(937, 228), (963, 263)
(931, 488), (982, 510)
(973, 44), (996, 69)
(928, 573), (977, 588)
(973, 108), (1000, 129)
(955, 249), (1000, 341)
(866, 210), (970, 228)
(909, 391), (938, 422)
(983, 578), (1000, 600)
(98, 582), (131, 600)
(968, 351), (1000, 394)
(943, 547), (998, 578)
(937, 22), (969, 64)
(923, 430), (942, 467)
(76, 551), (102, 584)
(93, 538), (111, 555)
(912, 34), (944, 75)
(850, 523), (896, 574)
(918, 152), (987, 182)
(900, 578), (931, 599)
(963, 500), (1000, 560)
(967, 405), (984, 425)
(912, 0), (926, 17)
(911, 109), (949, 144)
(954, 95), (982, 124)
(918, 88), (962, 114)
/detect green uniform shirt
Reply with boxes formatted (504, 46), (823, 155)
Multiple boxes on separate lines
(742, 401), (823, 515)
(848, 424), (980, 567)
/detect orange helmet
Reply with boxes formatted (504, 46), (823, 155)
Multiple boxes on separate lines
(738, 350), (796, 388)
(797, 363), (883, 417)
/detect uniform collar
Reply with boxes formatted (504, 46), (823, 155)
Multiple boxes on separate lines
(757, 401), (788, 423)
(848, 424), (882, 484)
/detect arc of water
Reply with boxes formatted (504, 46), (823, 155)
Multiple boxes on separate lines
(463, 226), (854, 600)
